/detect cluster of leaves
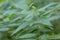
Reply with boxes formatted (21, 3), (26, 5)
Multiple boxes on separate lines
(0, 0), (60, 40)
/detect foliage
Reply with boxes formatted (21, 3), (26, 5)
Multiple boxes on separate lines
(0, 0), (60, 40)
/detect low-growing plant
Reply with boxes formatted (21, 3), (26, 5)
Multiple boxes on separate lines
(0, 0), (60, 40)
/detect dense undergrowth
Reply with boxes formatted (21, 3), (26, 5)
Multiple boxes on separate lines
(0, 0), (60, 40)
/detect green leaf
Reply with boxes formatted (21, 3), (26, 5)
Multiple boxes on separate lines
(19, 33), (36, 38)
(38, 34), (49, 40)
(35, 17), (52, 26)
(48, 34), (60, 39)
(0, 28), (10, 32)
(12, 0), (28, 9)
(11, 21), (32, 36)
(49, 16), (60, 21)
(38, 2), (57, 11)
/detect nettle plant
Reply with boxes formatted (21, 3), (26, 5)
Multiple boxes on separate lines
(0, 0), (60, 40)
